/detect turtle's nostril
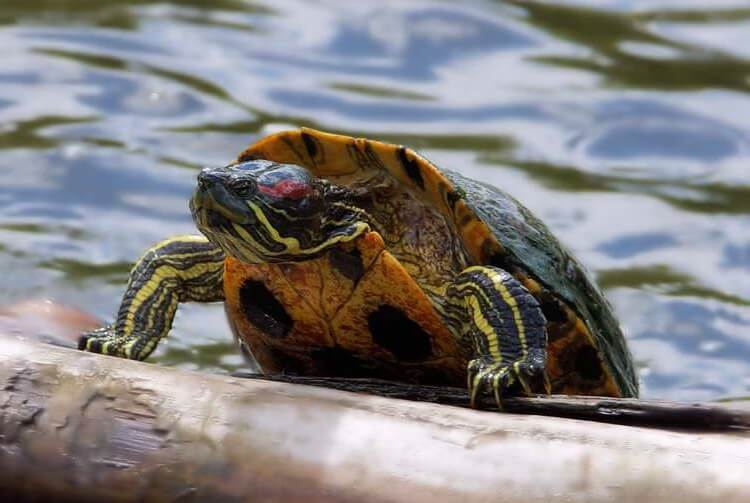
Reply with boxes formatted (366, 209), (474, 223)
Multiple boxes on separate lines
(197, 168), (224, 190)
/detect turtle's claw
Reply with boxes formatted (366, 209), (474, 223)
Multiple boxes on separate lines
(467, 356), (549, 409)
(79, 325), (151, 360)
(467, 358), (518, 410)
(79, 326), (116, 353)
(492, 367), (513, 410)
(516, 372), (533, 395)
(543, 373), (552, 395)
(467, 359), (483, 407)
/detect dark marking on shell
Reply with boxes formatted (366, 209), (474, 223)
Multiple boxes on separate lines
(346, 143), (366, 171)
(397, 147), (425, 190)
(237, 151), (259, 163)
(363, 141), (387, 171)
(446, 189), (463, 210)
(328, 247), (365, 282)
(459, 214), (473, 227)
(240, 280), (293, 339)
(368, 305), (432, 362)
(301, 131), (319, 161)
(281, 135), (306, 165)
(574, 344), (604, 381)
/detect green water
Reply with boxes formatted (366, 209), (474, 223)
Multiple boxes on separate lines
(0, 0), (748, 400)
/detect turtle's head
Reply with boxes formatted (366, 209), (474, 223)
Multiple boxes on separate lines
(190, 160), (369, 263)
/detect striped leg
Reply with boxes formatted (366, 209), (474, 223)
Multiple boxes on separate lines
(79, 235), (225, 360)
(447, 266), (549, 408)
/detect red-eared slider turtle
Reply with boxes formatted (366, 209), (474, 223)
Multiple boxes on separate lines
(80, 128), (638, 405)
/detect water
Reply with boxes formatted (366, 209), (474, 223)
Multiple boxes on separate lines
(0, 0), (748, 401)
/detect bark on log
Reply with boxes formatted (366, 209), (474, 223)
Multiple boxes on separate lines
(1, 333), (750, 502)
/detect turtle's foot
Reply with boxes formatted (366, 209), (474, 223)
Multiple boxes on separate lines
(79, 325), (152, 360)
(467, 352), (549, 409)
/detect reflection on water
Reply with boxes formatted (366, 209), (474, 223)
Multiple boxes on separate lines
(0, 0), (748, 401)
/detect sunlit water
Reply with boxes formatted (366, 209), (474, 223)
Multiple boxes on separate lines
(0, 0), (748, 401)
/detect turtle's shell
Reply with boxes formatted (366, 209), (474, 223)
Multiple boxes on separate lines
(223, 128), (638, 397)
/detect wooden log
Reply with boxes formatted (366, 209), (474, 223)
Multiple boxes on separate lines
(1, 332), (750, 502)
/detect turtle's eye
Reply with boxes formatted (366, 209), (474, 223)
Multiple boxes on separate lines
(230, 178), (257, 198)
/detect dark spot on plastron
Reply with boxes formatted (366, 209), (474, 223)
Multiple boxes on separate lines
(301, 131), (319, 160)
(240, 280), (293, 339)
(368, 305), (432, 362)
(574, 344), (604, 381)
(539, 294), (569, 323)
(397, 147), (425, 190)
(545, 320), (569, 343)
(328, 247), (364, 282)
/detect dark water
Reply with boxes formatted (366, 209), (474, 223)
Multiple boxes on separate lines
(0, 0), (748, 401)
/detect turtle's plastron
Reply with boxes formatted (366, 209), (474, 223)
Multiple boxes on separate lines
(223, 232), (467, 386)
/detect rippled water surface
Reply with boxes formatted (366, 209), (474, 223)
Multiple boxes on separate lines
(1, 0), (749, 400)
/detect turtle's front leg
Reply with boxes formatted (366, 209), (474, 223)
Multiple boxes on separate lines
(447, 266), (549, 408)
(79, 235), (225, 360)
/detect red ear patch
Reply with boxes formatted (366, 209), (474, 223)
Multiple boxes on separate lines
(258, 179), (312, 199)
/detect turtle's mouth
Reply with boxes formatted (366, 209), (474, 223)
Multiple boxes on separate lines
(190, 183), (272, 264)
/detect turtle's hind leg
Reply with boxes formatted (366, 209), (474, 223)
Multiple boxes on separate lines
(79, 235), (225, 360)
(447, 266), (548, 408)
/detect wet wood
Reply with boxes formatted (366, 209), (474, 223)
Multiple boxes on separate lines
(1, 332), (750, 503)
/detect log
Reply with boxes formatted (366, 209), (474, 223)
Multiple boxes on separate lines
(6, 299), (747, 431)
(1, 332), (750, 502)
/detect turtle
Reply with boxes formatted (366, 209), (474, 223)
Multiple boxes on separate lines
(79, 128), (639, 405)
